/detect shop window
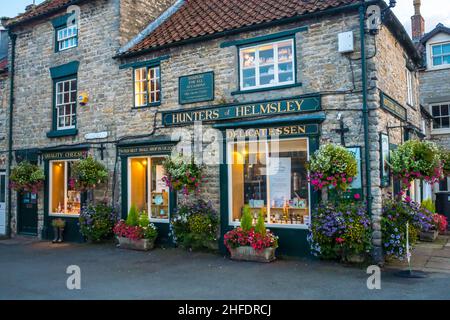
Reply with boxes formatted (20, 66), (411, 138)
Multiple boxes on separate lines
(134, 65), (161, 107)
(128, 156), (169, 222)
(431, 103), (450, 131)
(56, 24), (78, 52)
(49, 160), (81, 216)
(55, 77), (77, 130)
(239, 39), (295, 91)
(228, 138), (310, 227)
(431, 42), (450, 67)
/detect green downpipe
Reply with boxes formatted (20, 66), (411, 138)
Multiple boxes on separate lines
(6, 31), (16, 238)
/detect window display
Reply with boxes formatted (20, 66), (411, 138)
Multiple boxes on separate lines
(240, 39), (295, 90)
(50, 160), (81, 216)
(228, 138), (310, 227)
(128, 156), (169, 222)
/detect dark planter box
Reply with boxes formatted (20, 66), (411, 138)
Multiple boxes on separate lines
(116, 237), (155, 251)
(229, 246), (276, 263)
(419, 230), (439, 242)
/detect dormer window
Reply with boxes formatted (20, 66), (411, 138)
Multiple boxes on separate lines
(431, 42), (450, 67)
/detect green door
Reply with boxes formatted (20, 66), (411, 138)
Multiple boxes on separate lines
(18, 192), (38, 235)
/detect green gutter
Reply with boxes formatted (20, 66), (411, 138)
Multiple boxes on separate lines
(6, 31), (16, 239)
(358, 1), (374, 249)
(115, 1), (379, 59)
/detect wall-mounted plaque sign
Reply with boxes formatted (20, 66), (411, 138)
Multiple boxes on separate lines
(380, 92), (407, 121)
(179, 72), (215, 105)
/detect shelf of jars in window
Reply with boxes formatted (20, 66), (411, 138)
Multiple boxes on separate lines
(247, 206), (308, 225)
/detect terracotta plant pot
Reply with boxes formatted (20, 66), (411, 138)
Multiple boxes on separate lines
(420, 230), (439, 242)
(229, 246), (276, 263)
(116, 237), (155, 251)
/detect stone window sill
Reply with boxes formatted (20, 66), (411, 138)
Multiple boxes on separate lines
(47, 128), (78, 138)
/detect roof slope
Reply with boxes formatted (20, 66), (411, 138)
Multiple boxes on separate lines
(6, 0), (83, 27)
(420, 23), (450, 44)
(122, 0), (360, 56)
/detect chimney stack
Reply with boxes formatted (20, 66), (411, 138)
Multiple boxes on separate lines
(411, 0), (425, 42)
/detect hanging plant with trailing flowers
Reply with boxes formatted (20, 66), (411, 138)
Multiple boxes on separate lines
(70, 156), (108, 192)
(10, 161), (45, 194)
(162, 154), (204, 195)
(441, 149), (450, 177)
(307, 144), (358, 192)
(389, 140), (443, 189)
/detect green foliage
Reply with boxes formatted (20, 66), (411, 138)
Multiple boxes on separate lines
(240, 205), (253, 232)
(162, 154), (203, 194)
(254, 208), (267, 237)
(71, 156), (108, 191)
(421, 198), (436, 214)
(51, 218), (66, 228)
(441, 149), (450, 176)
(138, 211), (150, 228)
(79, 203), (117, 242)
(126, 205), (139, 227)
(10, 161), (45, 193)
(171, 200), (219, 251)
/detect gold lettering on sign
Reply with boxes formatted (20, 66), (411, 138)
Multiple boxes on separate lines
(226, 125), (307, 139)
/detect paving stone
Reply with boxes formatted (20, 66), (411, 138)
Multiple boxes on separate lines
(425, 261), (450, 271)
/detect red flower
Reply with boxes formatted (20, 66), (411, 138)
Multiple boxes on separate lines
(354, 193), (361, 200)
(335, 237), (345, 244)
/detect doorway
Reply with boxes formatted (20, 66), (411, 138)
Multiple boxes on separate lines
(18, 192), (38, 235)
(0, 172), (6, 235)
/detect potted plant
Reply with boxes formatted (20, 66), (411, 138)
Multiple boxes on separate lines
(170, 200), (219, 251)
(308, 201), (372, 263)
(10, 161), (45, 194)
(162, 154), (204, 195)
(51, 218), (66, 243)
(224, 206), (278, 263)
(307, 144), (358, 202)
(433, 214), (448, 235)
(440, 149), (450, 177)
(71, 156), (108, 192)
(389, 140), (443, 190)
(113, 205), (158, 251)
(419, 198), (439, 242)
(79, 203), (117, 243)
(382, 198), (434, 260)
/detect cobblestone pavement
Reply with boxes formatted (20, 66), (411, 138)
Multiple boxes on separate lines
(1, 237), (450, 300)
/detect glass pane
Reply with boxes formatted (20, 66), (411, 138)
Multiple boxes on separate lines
(442, 43), (450, 54)
(130, 158), (148, 213)
(433, 118), (441, 129)
(278, 61), (294, 83)
(432, 105), (441, 116)
(442, 117), (450, 128)
(267, 138), (309, 225)
(150, 157), (169, 220)
(443, 55), (450, 65)
(51, 162), (65, 214)
(433, 57), (442, 66)
(0, 175), (6, 203)
(432, 45), (442, 55)
(241, 48), (256, 68)
(66, 161), (81, 215)
(259, 65), (275, 85)
(278, 41), (293, 62)
(258, 44), (274, 65)
(242, 68), (256, 88)
(441, 105), (449, 116)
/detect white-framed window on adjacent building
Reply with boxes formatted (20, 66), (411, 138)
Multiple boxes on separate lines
(49, 160), (81, 216)
(431, 102), (450, 132)
(431, 41), (450, 67)
(56, 24), (78, 52)
(134, 65), (161, 108)
(55, 77), (77, 130)
(239, 38), (295, 91)
(406, 69), (414, 106)
(128, 156), (170, 223)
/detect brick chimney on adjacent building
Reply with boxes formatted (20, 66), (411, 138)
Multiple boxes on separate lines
(411, 0), (425, 42)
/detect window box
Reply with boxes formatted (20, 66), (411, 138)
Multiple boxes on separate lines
(239, 38), (296, 91)
(229, 246), (276, 263)
(116, 236), (155, 251)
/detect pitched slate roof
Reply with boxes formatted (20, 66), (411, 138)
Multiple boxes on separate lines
(121, 0), (360, 56)
(420, 23), (450, 44)
(5, 0), (83, 27)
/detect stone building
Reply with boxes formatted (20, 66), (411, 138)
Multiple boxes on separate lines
(412, 0), (450, 192)
(4, 0), (428, 260)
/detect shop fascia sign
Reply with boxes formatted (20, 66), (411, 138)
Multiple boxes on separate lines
(43, 150), (88, 160)
(118, 144), (175, 156)
(380, 92), (407, 121)
(225, 124), (319, 139)
(162, 95), (321, 126)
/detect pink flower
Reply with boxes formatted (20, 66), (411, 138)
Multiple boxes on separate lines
(335, 238), (345, 244)
(354, 193), (361, 200)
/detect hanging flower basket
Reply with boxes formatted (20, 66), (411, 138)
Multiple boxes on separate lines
(162, 154), (204, 195)
(389, 140), (443, 189)
(307, 144), (358, 193)
(9, 161), (45, 194)
(70, 156), (108, 192)
(441, 149), (450, 177)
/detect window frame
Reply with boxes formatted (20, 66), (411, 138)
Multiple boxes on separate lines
(238, 38), (296, 92)
(406, 68), (414, 107)
(53, 74), (78, 132)
(127, 155), (170, 223)
(56, 24), (78, 52)
(133, 64), (161, 108)
(430, 102), (450, 133)
(429, 41), (450, 69)
(48, 159), (81, 217)
(226, 136), (311, 230)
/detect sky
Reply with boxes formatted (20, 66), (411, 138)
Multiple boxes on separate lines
(1, 0), (450, 35)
